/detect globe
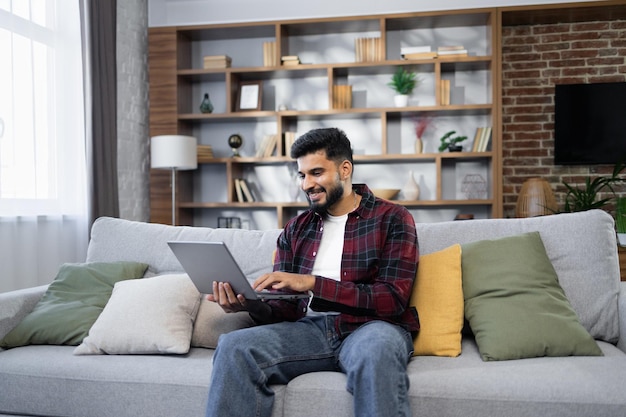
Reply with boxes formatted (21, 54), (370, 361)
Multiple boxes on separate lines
(228, 134), (243, 157)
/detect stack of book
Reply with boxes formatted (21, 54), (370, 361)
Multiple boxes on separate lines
(196, 145), (213, 161)
(234, 178), (255, 202)
(281, 55), (301, 66)
(263, 42), (278, 66)
(471, 127), (492, 152)
(437, 45), (468, 57)
(355, 37), (383, 62)
(332, 85), (353, 109)
(283, 131), (297, 157)
(401, 46), (437, 60)
(255, 134), (279, 157)
(203, 55), (232, 69)
(440, 79), (451, 106)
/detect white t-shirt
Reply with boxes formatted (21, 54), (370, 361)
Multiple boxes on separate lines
(308, 213), (347, 316)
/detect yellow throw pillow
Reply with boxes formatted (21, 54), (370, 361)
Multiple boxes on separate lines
(410, 244), (463, 357)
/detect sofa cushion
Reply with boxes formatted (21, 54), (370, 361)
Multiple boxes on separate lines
(74, 274), (201, 355)
(191, 298), (256, 348)
(0, 262), (148, 348)
(462, 231), (602, 361)
(410, 244), (463, 357)
(415, 210), (620, 343)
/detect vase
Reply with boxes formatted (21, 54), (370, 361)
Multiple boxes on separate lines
(394, 94), (409, 107)
(199, 93), (214, 113)
(402, 170), (420, 201)
(415, 137), (423, 154)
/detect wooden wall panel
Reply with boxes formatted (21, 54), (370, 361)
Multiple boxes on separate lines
(148, 27), (187, 225)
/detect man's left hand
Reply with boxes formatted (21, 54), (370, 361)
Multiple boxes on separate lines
(253, 272), (315, 293)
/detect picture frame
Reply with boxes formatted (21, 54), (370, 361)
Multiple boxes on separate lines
(237, 81), (262, 111)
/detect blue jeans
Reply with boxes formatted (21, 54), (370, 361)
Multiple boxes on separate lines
(205, 315), (414, 417)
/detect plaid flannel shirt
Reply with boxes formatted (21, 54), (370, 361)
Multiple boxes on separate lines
(265, 184), (420, 338)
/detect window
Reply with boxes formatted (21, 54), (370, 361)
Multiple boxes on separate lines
(0, 0), (86, 216)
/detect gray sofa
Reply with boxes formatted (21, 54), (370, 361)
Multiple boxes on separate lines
(1, 210), (625, 417)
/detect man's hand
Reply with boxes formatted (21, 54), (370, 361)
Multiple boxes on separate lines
(207, 281), (248, 313)
(253, 271), (315, 293)
(207, 281), (272, 321)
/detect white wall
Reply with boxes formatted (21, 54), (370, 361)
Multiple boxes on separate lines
(148, 0), (606, 27)
(118, 0), (150, 222)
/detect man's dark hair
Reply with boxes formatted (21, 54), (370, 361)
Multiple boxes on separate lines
(290, 127), (353, 165)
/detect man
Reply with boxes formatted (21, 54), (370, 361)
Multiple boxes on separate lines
(205, 127), (420, 417)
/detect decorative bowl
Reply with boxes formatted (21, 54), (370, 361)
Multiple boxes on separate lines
(372, 188), (400, 200)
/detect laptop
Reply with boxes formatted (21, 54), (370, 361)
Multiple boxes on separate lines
(167, 241), (310, 300)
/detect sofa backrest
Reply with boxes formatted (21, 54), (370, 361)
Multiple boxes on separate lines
(86, 217), (281, 281)
(87, 210), (620, 344)
(416, 209), (620, 344)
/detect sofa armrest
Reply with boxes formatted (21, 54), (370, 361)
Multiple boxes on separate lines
(618, 282), (626, 353)
(0, 285), (47, 341)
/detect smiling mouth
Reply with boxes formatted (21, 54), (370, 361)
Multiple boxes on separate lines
(307, 189), (325, 202)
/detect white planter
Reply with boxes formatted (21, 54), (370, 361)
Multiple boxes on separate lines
(394, 94), (409, 107)
(618, 233), (626, 246)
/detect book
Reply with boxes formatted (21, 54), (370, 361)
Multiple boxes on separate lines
(203, 55), (232, 69)
(479, 127), (492, 152)
(402, 52), (438, 60)
(471, 127), (484, 152)
(437, 49), (468, 57)
(263, 42), (277, 66)
(239, 179), (255, 202)
(234, 179), (244, 202)
(354, 37), (383, 62)
(332, 85), (353, 109)
(471, 126), (492, 152)
(281, 55), (301, 66)
(437, 45), (465, 52)
(440, 79), (451, 106)
(197, 145), (214, 160)
(255, 134), (279, 157)
(400, 46), (432, 55)
(283, 131), (297, 156)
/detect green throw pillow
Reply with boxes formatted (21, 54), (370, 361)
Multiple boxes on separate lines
(0, 261), (148, 348)
(461, 231), (602, 361)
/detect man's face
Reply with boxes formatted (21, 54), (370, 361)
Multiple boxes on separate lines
(297, 150), (345, 214)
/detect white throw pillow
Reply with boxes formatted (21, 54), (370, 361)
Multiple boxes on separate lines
(74, 274), (201, 355)
(191, 298), (256, 348)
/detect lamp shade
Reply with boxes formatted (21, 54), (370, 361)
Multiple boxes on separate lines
(151, 135), (198, 170)
(515, 178), (558, 218)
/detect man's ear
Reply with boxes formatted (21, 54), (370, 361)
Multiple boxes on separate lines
(340, 159), (353, 180)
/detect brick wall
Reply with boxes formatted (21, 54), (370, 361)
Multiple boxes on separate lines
(501, 18), (626, 218)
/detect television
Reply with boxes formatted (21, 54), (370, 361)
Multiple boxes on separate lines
(554, 82), (626, 165)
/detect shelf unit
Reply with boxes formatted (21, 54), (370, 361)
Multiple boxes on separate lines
(148, 8), (501, 229)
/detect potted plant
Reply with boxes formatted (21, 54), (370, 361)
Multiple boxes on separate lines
(388, 67), (419, 107)
(615, 196), (626, 246)
(561, 161), (626, 213)
(438, 130), (467, 152)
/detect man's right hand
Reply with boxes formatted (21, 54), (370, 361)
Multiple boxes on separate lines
(207, 281), (272, 322)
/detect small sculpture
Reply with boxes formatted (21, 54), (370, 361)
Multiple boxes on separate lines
(199, 93), (214, 114)
(228, 134), (243, 157)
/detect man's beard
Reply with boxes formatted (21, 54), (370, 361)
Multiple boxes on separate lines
(306, 179), (345, 215)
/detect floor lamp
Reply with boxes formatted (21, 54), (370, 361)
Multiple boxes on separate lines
(150, 135), (198, 225)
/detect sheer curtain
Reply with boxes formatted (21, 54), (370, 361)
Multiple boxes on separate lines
(0, 1), (89, 292)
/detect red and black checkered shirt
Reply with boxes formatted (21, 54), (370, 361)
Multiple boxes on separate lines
(267, 184), (420, 338)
